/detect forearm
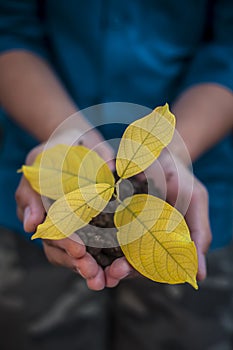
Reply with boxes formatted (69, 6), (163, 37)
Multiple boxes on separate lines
(170, 83), (233, 163)
(0, 51), (86, 141)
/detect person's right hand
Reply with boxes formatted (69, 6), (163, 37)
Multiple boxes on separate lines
(15, 127), (115, 291)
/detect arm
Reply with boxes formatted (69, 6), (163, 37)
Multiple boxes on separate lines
(163, 0), (233, 278)
(0, 51), (114, 157)
(171, 0), (233, 162)
(0, 51), (77, 140)
(171, 83), (233, 164)
(0, 0), (114, 291)
(0, 0), (96, 143)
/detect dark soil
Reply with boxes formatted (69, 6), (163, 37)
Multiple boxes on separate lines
(76, 175), (160, 268)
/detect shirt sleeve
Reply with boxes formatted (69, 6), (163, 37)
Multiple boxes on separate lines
(183, 0), (233, 92)
(0, 0), (49, 59)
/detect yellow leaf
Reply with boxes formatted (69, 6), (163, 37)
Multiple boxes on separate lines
(20, 144), (114, 199)
(77, 147), (115, 188)
(114, 194), (198, 289)
(20, 144), (84, 199)
(116, 104), (175, 179)
(32, 183), (114, 240)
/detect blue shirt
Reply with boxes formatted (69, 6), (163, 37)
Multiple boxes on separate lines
(0, 0), (232, 248)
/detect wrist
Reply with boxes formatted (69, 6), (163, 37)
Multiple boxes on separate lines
(171, 84), (233, 163)
(161, 130), (193, 168)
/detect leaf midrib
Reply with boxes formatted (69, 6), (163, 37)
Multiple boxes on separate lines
(117, 199), (196, 283)
(45, 185), (114, 230)
(119, 110), (164, 178)
(27, 165), (99, 185)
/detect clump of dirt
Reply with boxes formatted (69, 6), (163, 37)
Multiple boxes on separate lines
(76, 174), (160, 268)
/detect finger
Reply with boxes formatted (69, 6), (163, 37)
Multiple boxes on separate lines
(23, 197), (45, 233)
(95, 142), (115, 171)
(15, 177), (46, 232)
(75, 252), (99, 279)
(104, 266), (119, 288)
(46, 236), (86, 259)
(86, 266), (106, 291)
(47, 240), (100, 279)
(81, 130), (115, 171)
(135, 172), (146, 182)
(43, 241), (76, 270)
(15, 144), (47, 232)
(105, 269), (140, 288)
(195, 250), (207, 282)
(185, 182), (212, 281)
(105, 257), (133, 287)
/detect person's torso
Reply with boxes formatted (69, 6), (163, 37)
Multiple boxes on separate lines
(43, 0), (209, 109)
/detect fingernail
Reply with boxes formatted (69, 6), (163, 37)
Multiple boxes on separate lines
(197, 254), (207, 281)
(23, 206), (31, 226)
(120, 260), (133, 277)
(74, 267), (85, 278)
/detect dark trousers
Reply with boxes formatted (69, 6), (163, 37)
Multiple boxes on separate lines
(1, 227), (233, 350)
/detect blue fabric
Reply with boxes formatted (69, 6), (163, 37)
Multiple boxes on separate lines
(193, 135), (233, 249)
(0, 0), (232, 248)
(0, 112), (38, 241)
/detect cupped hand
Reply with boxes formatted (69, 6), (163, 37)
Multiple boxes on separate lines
(16, 126), (211, 289)
(146, 150), (212, 281)
(105, 149), (212, 287)
(15, 128), (115, 291)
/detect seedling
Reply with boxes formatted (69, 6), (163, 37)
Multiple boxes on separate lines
(20, 104), (198, 289)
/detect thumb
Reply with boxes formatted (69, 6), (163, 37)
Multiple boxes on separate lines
(82, 133), (115, 172)
(16, 177), (46, 233)
(96, 142), (115, 171)
(23, 194), (46, 233)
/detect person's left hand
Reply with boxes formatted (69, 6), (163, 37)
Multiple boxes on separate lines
(105, 150), (212, 287)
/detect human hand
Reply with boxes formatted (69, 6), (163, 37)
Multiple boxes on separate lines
(16, 125), (211, 290)
(15, 127), (115, 291)
(147, 150), (212, 281)
(105, 149), (212, 287)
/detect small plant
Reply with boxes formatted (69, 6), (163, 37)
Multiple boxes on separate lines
(20, 104), (198, 289)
